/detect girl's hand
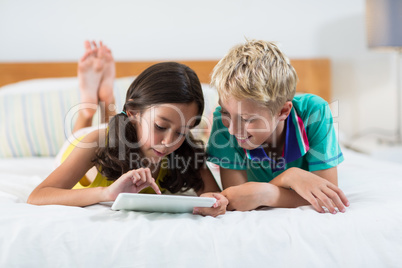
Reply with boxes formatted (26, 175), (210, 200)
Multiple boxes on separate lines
(288, 172), (349, 214)
(193, 193), (228, 217)
(103, 168), (161, 201)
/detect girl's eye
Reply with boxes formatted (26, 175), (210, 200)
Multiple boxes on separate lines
(176, 132), (186, 137)
(155, 124), (166, 131)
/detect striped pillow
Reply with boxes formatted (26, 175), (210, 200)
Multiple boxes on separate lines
(0, 77), (133, 157)
(0, 77), (217, 158)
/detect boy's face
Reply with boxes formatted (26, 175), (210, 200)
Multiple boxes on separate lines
(218, 97), (283, 150)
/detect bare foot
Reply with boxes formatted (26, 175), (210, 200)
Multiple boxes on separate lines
(77, 40), (104, 118)
(98, 42), (116, 122)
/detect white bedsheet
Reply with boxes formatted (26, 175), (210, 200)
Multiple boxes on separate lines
(1, 148), (401, 267)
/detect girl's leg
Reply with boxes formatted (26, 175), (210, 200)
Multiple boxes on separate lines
(73, 41), (105, 133)
(98, 42), (116, 123)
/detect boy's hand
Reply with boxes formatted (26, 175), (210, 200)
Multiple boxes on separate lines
(288, 172), (349, 214)
(193, 193), (228, 217)
(221, 182), (274, 211)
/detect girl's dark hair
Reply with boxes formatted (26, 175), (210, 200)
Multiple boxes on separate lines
(93, 62), (206, 193)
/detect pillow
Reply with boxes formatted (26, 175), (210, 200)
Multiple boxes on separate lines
(0, 77), (133, 157)
(0, 77), (218, 158)
(191, 84), (219, 144)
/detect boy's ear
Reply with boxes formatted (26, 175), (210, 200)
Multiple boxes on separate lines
(278, 101), (293, 121)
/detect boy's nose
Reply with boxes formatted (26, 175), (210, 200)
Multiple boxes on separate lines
(228, 119), (241, 136)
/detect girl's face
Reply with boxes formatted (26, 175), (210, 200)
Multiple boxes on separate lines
(130, 102), (199, 163)
(219, 96), (287, 150)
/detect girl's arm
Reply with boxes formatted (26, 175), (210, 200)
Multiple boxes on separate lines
(220, 167), (247, 189)
(197, 165), (222, 194)
(27, 129), (160, 206)
(27, 130), (106, 206)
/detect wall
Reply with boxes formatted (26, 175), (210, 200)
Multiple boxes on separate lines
(0, 0), (398, 141)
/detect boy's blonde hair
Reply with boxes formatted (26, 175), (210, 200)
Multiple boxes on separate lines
(211, 40), (298, 115)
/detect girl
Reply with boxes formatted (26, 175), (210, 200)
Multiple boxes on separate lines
(28, 41), (227, 217)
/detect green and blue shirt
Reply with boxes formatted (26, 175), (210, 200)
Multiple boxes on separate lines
(206, 94), (344, 183)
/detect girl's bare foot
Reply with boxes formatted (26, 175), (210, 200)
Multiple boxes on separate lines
(98, 42), (116, 122)
(77, 41), (104, 118)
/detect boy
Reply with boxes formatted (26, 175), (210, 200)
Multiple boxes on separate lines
(207, 40), (349, 214)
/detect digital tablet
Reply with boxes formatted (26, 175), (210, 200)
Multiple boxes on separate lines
(111, 193), (216, 213)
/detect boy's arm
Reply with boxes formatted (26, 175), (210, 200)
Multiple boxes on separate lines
(222, 167), (349, 213)
(221, 167), (280, 211)
(220, 167), (305, 211)
(268, 167), (349, 213)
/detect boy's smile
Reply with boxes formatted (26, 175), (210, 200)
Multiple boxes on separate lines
(235, 135), (252, 143)
(218, 97), (289, 151)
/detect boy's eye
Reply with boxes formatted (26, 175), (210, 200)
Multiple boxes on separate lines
(241, 117), (254, 123)
(219, 110), (230, 116)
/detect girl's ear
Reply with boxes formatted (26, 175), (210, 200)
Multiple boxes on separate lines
(278, 101), (292, 121)
(126, 110), (139, 122)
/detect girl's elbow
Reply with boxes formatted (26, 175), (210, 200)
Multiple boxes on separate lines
(26, 193), (38, 205)
(26, 191), (41, 205)
(26, 195), (35, 205)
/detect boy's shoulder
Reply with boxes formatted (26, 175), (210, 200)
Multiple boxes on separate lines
(292, 94), (328, 117)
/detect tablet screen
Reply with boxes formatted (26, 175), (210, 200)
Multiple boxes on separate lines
(111, 193), (216, 213)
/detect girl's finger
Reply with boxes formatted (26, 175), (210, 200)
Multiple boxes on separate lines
(150, 180), (161, 194)
(212, 193), (221, 200)
(134, 169), (150, 188)
(143, 168), (154, 185)
(136, 168), (147, 184)
(144, 168), (153, 182)
(143, 168), (161, 194)
(130, 170), (141, 182)
(213, 193), (229, 206)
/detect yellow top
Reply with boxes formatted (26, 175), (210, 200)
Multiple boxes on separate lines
(61, 134), (167, 194)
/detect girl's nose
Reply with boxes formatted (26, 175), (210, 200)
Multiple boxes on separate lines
(161, 132), (176, 147)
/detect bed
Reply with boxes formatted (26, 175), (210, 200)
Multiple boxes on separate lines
(1, 59), (401, 267)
